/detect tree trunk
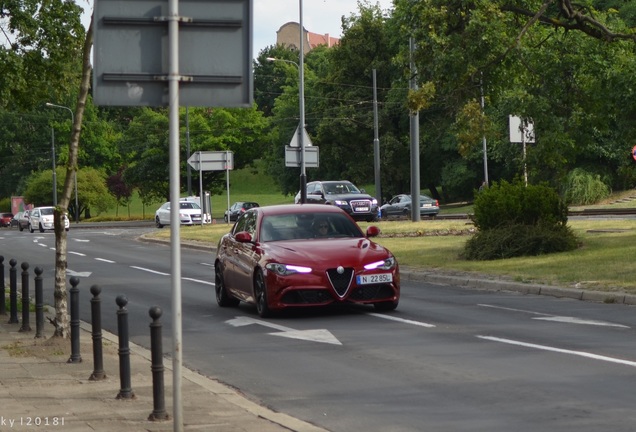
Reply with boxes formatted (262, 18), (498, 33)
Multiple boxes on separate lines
(52, 16), (94, 338)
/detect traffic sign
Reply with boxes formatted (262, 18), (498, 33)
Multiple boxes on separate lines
(285, 146), (319, 168)
(289, 126), (313, 147)
(187, 151), (234, 171)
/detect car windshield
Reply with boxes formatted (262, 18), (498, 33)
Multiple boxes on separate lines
(260, 212), (363, 242)
(179, 202), (201, 209)
(323, 182), (360, 194)
(40, 208), (54, 215)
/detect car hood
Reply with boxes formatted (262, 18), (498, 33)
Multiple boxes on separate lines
(326, 193), (374, 201)
(262, 237), (392, 268)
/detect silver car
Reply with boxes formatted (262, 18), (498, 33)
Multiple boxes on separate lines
(28, 206), (70, 232)
(155, 201), (203, 228)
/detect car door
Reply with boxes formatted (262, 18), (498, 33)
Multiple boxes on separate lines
(231, 211), (259, 300)
(385, 196), (402, 216)
(306, 183), (325, 204)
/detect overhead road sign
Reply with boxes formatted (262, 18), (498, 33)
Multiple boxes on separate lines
(93, 0), (253, 107)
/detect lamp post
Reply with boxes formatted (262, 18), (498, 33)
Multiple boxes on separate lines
(45, 103), (79, 223)
(265, 0), (307, 203)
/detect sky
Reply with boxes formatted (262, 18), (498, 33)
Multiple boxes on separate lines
(82, 0), (394, 58)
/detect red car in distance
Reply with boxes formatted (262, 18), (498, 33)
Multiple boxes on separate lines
(214, 204), (400, 317)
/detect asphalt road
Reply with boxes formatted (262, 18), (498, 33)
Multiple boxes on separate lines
(3, 226), (636, 431)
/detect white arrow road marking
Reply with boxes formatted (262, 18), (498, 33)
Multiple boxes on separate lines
(478, 336), (636, 367)
(367, 313), (436, 328)
(479, 304), (629, 328)
(226, 316), (342, 345)
(66, 269), (92, 277)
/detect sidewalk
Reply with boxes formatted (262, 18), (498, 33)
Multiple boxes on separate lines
(0, 312), (327, 432)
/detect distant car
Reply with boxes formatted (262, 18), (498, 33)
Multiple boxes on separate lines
(28, 206), (70, 233)
(155, 201), (203, 228)
(294, 180), (379, 222)
(224, 201), (259, 223)
(214, 204), (399, 317)
(18, 210), (30, 231)
(10, 212), (23, 228)
(380, 194), (440, 219)
(0, 212), (13, 227)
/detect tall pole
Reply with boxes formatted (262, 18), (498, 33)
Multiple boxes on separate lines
(409, 38), (421, 222)
(46, 103), (78, 222)
(51, 128), (57, 206)
(167, 0), (183, 428)
(299, 0), (307, 203)
(372, 69), (381, 208)
(480, 73), (489, 186)
(186, 106), (192, 196)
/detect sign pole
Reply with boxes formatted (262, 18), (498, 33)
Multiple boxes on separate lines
(167, 0), (183, 429)
(226, 151), (231, 223)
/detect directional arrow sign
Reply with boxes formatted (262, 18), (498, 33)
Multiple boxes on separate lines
(226, 316), (342, 345)
(187, 151), (234, 171)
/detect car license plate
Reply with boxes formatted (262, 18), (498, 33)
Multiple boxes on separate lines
(357, 273), (393, 285)
(421, 203), (432, 208)
(354, 207), (369, 212)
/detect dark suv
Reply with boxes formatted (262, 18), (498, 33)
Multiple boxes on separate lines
(295, 180), (379, 221)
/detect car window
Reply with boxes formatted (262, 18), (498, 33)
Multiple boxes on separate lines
(262, 212), (363, 240)
(41, 208), (54, 215)
(180, 202), (200, 209)
(233, 210), (257, 236)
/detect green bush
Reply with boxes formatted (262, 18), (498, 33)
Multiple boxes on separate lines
(465, 180), (578, 260)
(471, 180), (568, 231)
(562, 168), (611, 205)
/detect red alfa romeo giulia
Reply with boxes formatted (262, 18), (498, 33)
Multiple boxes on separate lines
(214, 204), (400, 317)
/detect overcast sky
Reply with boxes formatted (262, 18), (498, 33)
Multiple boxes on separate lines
(83, 0), (394, 58)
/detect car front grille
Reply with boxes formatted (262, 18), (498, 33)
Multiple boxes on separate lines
(350, 199), (372, 213)
(281, 289), (333, 305)
(326, 268), (354, 297)
(350, 284), (395, 301)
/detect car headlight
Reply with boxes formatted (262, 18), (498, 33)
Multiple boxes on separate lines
(364, 257), (396, 271)
(334, 200), (348, 206)
(265, 263), (312, 276)
(371, 198), (378, 205)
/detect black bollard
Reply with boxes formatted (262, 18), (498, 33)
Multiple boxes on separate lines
(0, 255), (5, 315)
(89, 285), (106, 381)
(148, 306), (169, 421)
(116, 295), (135, 399)
(67, 277), (82, 363)
(8, 259), (18, 324)
(34, 267), (44, 338)
(19, 262), (31, 332)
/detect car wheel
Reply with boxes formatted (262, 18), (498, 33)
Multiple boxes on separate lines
(155, 216), (164, 229)
(39, 223), (45, 233)
(18, 224), (23, 232)
(374, 300), (399, 312)
(215, 263), (239, 307)
(29, 224), (34, 233)
(254, 269), (271, 318)
(223, 214), (228, 223)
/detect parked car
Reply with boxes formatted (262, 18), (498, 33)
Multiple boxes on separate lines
(0, 212), (13, 227)
(155, 200), (203, 228)
(294, 180), (379, 222)
(224, 201), (259, 223)
(17, 210), (30, 231)
(10, 211), (23, 228)
(380, 194), (440, 219)
(28, 206), (70, 233)
(214, 204), (399, 317)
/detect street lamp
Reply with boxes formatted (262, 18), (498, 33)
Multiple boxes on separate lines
(265, 0), (307, 203)
(46, 102), (79, 223)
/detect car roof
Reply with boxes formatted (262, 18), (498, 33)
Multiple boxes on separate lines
(256, 204), (348, 217)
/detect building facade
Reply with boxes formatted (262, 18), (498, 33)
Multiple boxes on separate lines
(276, 22), (340, 53)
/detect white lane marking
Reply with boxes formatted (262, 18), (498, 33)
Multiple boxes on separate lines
(69, 251), (86, 256)
(67, 269), (92, 277)
(226, 316), (342, 345)
(73, 239), (90, 242)
(95, 258), (116, 263)
(479, 304), (629, 328)
(367, 313), (436, 328)
(478, 335), (636, 368)
(199, 263), (214, 267)
(130, 266), (170, 276)
(533, 316), (630, 328)
(182, 277), (214, 286)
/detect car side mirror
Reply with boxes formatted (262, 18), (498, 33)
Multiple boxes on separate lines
(234, 231), (253, 243)
(366, 226), (381, 238)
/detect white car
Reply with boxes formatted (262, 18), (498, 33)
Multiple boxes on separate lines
(155, 201), (203, 228)
(28, 206), (70, 233)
